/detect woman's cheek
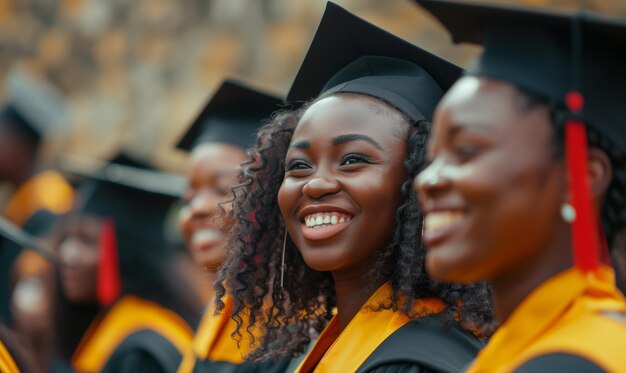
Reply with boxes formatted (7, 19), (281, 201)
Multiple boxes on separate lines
(178, 206), (192, 243)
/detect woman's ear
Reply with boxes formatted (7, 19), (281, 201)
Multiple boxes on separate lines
(588, 147), (613, 205)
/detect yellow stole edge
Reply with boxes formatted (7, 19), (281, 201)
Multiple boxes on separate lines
(72, 295), (193, 372)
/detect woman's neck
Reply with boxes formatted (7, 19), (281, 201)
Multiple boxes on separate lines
(332, 264), (390, 332)
(490, 236), (572, 323)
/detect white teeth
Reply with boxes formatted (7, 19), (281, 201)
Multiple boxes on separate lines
(192, 228), (222, 245)
(303, 212), (354, 228)
(424, 212), (463, 232)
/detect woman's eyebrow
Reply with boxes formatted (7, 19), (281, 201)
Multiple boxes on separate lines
(332, 134), (383, 150)
(290, 139), (310, 149)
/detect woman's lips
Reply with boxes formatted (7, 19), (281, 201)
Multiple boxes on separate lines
(422, 210), (464, 246)
(301, 211), (353, 241)
(191, 228), (224, 251)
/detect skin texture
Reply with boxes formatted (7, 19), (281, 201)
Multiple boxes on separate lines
(278, 94), (408, 329)
(58, 216), (101, 304)
(414, 76), (612, 322)
(179, 142), (248, 273)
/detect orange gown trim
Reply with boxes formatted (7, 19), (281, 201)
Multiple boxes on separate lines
(177, 296), (249, 373)
(72, 295), (193, 373)
(295, 281), (445, 373)
(0, 339), (20, 373)
(467, 265), (626, 373)
(3, 170), (74, 226)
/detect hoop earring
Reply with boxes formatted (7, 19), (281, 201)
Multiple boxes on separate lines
(561, 203), (577, 223)
(280, 229), (287, 290)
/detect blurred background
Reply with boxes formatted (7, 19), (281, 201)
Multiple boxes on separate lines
(1, 0), (625, 174)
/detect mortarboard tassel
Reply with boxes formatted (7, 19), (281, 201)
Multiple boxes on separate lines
(564, 15), (600, 272)
(97, 218), (121, 306)
(564, 99), (599, 272)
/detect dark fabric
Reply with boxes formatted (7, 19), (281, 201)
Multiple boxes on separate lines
(285, 2), (461, 123)
(361, 363), (429, 373)
(356, 316), (482, 373)
(0, 239), (20, 325)
(176, 79), (282, 151)
(192, 358), (291, 373)
(415, 0), (626, 151)
(100, 329), (182, 373)
(514, 353), (606, 373)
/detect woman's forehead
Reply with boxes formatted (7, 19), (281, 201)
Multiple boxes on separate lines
(294, 95), (407, 139)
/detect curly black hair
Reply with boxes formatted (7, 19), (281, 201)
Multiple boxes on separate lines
(215, 95), (495, 361)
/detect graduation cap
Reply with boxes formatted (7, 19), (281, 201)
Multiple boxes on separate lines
(0, 64), (69, 147)
(176, 79), (283, 152)
(60, 154), (185, 306)
(415, 0), (626, 272)
(286, 2), (462, 123)
(0, 216), (55, 262)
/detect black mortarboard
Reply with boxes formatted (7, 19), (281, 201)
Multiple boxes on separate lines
(176, 79), (283, 151)
(0, 64), (68, 147)
(0, 216), (55, 262)
(286, 1), (462, 122)
(60, 154), (184, 238)
(415, 0), (626, 272)
(415, 0), (626, 150)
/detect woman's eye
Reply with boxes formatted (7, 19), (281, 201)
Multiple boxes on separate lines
(454, 144), (483, 161)
(286, 159), (311, 171)
(340, 153), (372, 166)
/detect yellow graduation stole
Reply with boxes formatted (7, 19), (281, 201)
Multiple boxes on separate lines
(3, 171), (74, 226)
(296, 281), (445, 373)
(72, 295), (193, 373)
(177, 297), (249, 373)
(467, 266), (626, 372)
(0, 339), (19, 373)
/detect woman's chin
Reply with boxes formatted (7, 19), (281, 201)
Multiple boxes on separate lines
(300, 252), (342, 273)
(426, 249), (478, 284)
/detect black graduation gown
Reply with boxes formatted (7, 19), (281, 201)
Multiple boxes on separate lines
(190, 358), (291, 373)
(101, 329), (184, 373)
(355, 317), (483, 373)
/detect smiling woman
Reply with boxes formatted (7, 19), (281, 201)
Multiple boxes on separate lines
(414, 1), (626, 372)
(215, 3), (493, 373)
(174, 79), (291, 373)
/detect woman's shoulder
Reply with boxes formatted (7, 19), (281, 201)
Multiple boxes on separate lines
(356, 315), (482, 373)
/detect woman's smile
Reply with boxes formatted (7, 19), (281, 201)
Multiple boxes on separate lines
(278, 94), (408, 272)
(301, 210), (354, 241)
(422, 210), (465, 247)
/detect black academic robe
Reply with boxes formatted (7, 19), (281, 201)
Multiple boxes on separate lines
(101, 329), (183, 373)
(190, 358), (291, 373)
(355, 317), (483, 373)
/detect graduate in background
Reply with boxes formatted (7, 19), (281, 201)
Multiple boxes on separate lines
(216, 3), (492, 372)
(414, 1), (626, 371)
(53, 154), (198, 373)
(176, 79), (292, 373)
(0, 64), (74, 326)
(0, 215), (58, 373)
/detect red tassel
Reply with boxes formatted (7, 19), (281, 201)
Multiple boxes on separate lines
(565, 91), (599, 272)
(98, 218), (121, 306)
